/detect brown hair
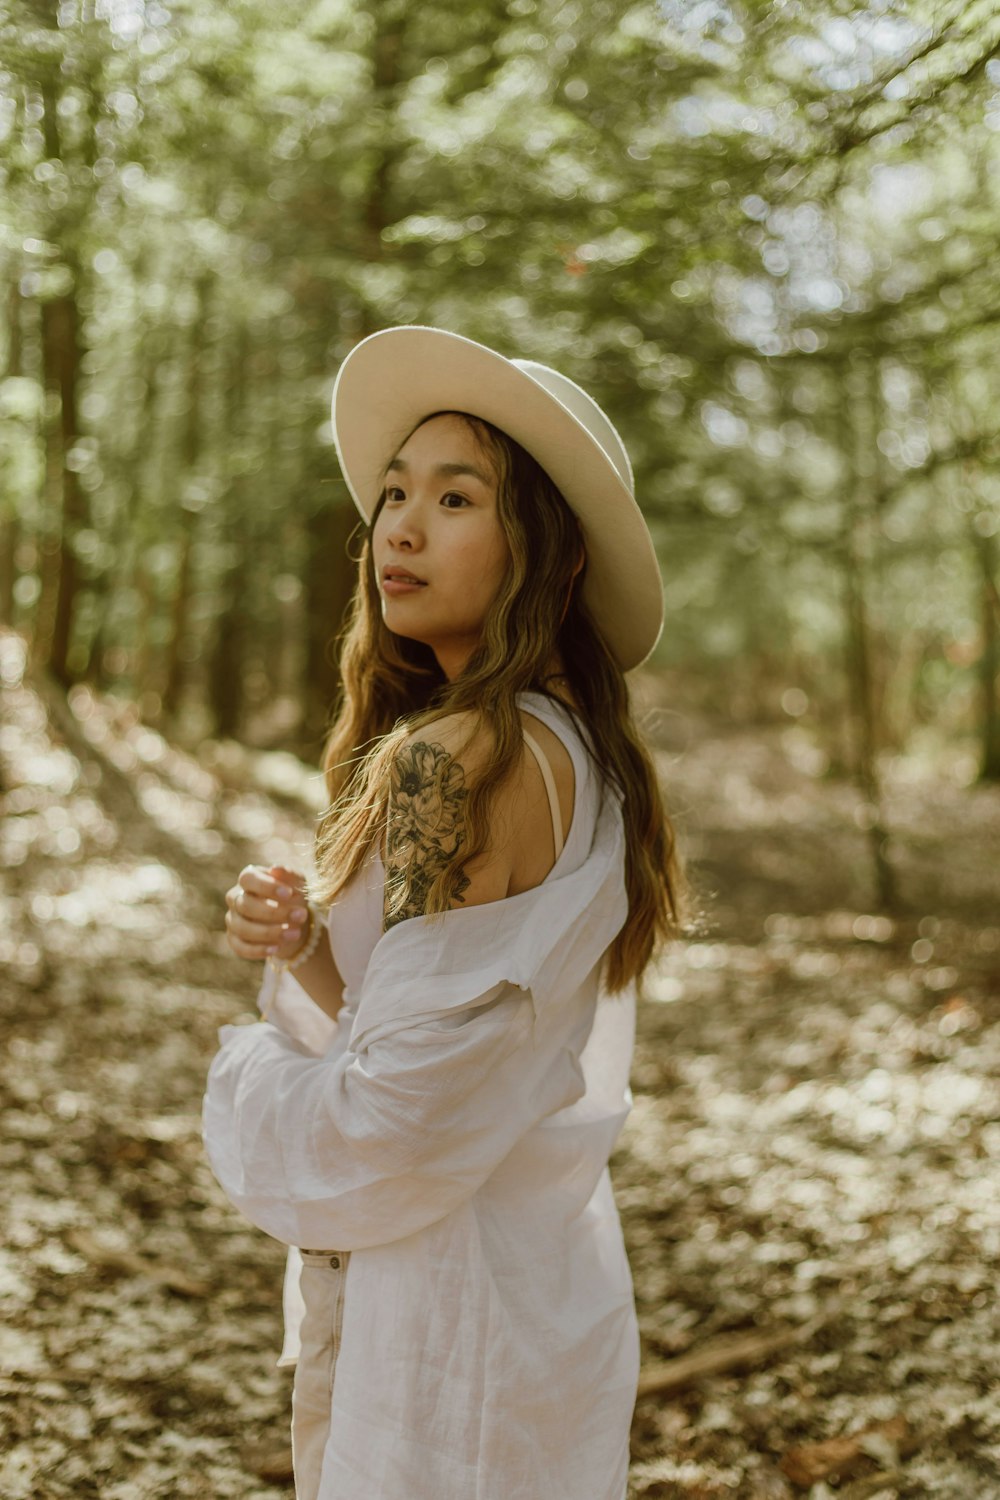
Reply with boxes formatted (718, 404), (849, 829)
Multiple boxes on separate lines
(310, 412), (686, 991)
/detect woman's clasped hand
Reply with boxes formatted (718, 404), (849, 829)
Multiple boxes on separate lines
(223, 863), (312, 963)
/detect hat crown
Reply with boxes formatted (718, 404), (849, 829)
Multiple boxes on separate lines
(510, 359), (634, 494)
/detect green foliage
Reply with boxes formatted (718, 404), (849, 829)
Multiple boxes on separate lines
(0, 0), (998, 768)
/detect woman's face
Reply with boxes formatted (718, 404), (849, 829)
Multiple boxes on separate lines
(372, 413), (511, 679)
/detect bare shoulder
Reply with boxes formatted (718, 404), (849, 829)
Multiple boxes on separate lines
(395, 709), (492, 763)
(382, 712), (511, 931)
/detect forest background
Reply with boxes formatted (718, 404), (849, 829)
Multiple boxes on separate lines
(4, 0), (1000, 830)
(3, 1), (1000, 1497)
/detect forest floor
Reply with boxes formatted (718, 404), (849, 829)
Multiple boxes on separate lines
(1, 626), (999, 1500)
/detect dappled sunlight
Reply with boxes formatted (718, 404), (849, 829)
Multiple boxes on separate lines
(2, 634), (999, 1495)
(3, 0), (1000, 1483)
(626, 697), (1000, 1489)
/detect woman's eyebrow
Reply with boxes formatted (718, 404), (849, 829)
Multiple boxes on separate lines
(385, 457), (493, 486)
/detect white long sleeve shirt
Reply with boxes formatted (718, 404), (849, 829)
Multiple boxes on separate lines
(202, 691), (639, 1499)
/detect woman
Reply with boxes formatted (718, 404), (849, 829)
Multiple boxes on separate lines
(203, 326), (685, 1500)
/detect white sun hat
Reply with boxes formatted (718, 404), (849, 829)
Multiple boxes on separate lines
(330, 325), (664, 671)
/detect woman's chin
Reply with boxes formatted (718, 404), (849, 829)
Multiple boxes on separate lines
(381, 606), (432, 646)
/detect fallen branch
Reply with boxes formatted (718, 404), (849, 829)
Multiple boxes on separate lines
(636, 1304), (838, 1399)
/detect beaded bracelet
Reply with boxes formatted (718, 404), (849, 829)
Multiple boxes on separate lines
(259, 900), (324, 1022)
(284, 900), (325, 971)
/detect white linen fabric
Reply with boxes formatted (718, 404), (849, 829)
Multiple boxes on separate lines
(202, 691), (640, 1500)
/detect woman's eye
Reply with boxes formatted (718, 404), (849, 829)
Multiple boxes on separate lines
(386, 487), (405, 503)
(441, 492), (469, 509)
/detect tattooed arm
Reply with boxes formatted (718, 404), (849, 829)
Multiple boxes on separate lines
(382, 719), (514, 932)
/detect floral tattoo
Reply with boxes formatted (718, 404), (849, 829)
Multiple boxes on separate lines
(384, 740), (471, 929)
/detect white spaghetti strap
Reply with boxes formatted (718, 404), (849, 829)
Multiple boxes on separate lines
(522, 728), (565, 861)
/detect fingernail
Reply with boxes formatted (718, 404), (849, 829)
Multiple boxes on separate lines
(291, 906), (307, 922)
(286, 927), (302, 942)
(266, 944), (280, 954)
(276, 884), (293, 899)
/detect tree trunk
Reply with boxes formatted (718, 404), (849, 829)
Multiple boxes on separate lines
(38, 284), (87, 687)
(974, 526), (1000, 780)
(133, 561), (159, 718)
(162, 277), (211, 722)
(0, 515), (16, 626)
(29, 0), (90, 685)
(210, 591), (248, 740)
(299, 5), (408, 750)
(0, 279), (24, 623)
(302, 502), (360, 751)
(208, 326), (252, 740)
(840, 355), (897, 910)
(363, 5), (408, 259)
(127, 332), (171, 712)
(84, 271), (146, 689)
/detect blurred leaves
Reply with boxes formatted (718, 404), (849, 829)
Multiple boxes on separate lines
(3, 624), (1000, 1494)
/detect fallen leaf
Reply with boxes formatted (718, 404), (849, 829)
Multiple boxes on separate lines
(780, 1415), (916, 1487)
(245, 1441), (294, 1481)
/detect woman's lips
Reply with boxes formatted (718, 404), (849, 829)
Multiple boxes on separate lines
(383, 579), (426, 596)
(382, 571), (427, 596)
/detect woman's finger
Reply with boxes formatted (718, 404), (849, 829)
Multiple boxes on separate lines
(232, 888), (296, 924)
(240, 864), (306, 904)
(227, 929), (286, 961)
(225, 902), (294, 936)
(225, 923), (304, 963)
(230, 876), (308, 918)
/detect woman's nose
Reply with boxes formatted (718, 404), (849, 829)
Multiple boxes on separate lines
(385, 510), (423, 550)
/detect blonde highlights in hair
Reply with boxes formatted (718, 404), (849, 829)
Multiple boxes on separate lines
(311, 412), (686, 989)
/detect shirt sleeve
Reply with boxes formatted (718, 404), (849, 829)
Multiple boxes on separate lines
(253, 958), (341, 1058)
(201, 982), (585, 1251)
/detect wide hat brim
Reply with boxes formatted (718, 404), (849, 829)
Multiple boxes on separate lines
(330, 326), (663, 671)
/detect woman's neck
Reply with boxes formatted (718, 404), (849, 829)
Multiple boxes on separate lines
(536, 665), (579, 715)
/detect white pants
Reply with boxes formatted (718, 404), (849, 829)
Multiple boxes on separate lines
(291, 1248), (351, 1500)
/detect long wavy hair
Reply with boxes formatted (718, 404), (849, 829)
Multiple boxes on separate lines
(310, 411), (686, 991)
